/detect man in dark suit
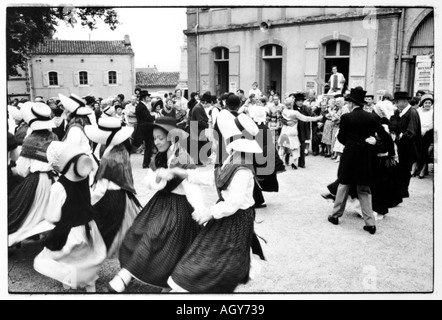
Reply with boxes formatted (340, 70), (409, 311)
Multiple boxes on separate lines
(189, 92), (210, 166)
(135, 90), (155, 168)
(294, 92), (313, 168)
(389, 91), (422, 198)
(328, 88), (395, 235)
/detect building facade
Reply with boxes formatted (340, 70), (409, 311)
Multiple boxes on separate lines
(184, 7), (434, 98)
(27, 36), (135, 101)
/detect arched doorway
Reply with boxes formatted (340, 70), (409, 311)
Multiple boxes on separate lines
(261, 44), (283, 96)
(213, 47), (229, 96)
(323, 40), (350, 93)
(408, 12), (434, 94)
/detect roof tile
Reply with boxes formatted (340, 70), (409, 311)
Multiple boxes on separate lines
(31, 39), (134, 55)
(136, 71), (180, 87)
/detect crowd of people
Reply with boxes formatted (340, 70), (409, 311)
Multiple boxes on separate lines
(6, 79), (434, 292)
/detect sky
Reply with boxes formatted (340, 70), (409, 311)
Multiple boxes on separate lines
(53, 7), (188, 72)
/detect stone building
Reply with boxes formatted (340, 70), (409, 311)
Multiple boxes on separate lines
(26, 35), (135, 101)
(184, 7), (434, 98)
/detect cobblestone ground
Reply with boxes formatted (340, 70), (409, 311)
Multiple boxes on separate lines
(8, 153), (434, 295)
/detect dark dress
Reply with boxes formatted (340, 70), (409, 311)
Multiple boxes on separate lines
(189, 103), (209, 165)
(92, 144), (142, 257)
(389, 107), (422, 197)
(170, 159), (264, 293)
(118, 148), (201, 288)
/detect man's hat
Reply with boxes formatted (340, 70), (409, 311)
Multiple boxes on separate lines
(139, 90), (151, 98)
(216, 110), (262, 154)
(345, 88), (367, 107)
(84, 117), (134, 147)
(293, 92), (305, 101)
(20, 101), (56, 131)
(58, 93), (93, 116)
(200, 92), (212, 103)
(394, 91), (411, 101)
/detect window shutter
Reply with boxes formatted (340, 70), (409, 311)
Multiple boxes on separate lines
(43, 72), (49, 87)
(73, 71), (79, 86)
(199, 47), (210, 92)
(88, 72), (94, 86)
(229, 46), (240, 93)
(349, 38), (368, 89)
(103, 72), (108, 86)
(58, 72), (64, 87)
(117, 71), (123, 85)
(304, 41), (320, 93)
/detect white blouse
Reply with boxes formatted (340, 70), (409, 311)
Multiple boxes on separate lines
(16, 157), (53, 177)
(186, 163), (255, 219)
(418, 108), (433, 136)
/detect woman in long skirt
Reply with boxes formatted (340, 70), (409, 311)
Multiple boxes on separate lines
(8, 102), (58, 247)
(108, 117), (204, 293)
(166, 112), (266, 293)
(34, 141), (107, 292)
(85, 117), (141, 258)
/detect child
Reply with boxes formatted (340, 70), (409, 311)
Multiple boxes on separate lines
(34, 141), (106, 292)
(85, 118), (141, 258)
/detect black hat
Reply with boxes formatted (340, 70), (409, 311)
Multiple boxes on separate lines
(211, 95), (218, 103)
(394, 91), (411, 101)
(345, 88), (367, 107)
(365, 94), (374, 99)
(293, 93), (305, 101)
(200, 92), (212, 103)
(221, 92), (234, 100)
(226, 94), (241, 109)
(140, 90), (151, 98)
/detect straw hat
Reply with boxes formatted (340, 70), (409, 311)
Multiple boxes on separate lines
(20, 101), (56, 131)
(47, 141), (92, 177)
(216, 110), (262, 154)
(84, 117), (133, 147)
(58, 93), (93, 116)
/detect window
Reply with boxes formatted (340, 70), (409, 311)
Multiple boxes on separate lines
(108, 71), (117, 85)
(214, 47), (229, 61)
(262, 45), (283, 59)
(48, 71), (58, 86)
(79, 71), (88, 85)
(212, 47), (229, 96)
(325, 41), (350, 58)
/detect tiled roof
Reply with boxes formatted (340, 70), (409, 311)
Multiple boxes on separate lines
(136, 71), (180, 87)
(31, 40), (134, 55)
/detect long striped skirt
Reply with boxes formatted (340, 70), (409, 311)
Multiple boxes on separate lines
(119, 192), (201, 288)
(170, 207), (256, 293)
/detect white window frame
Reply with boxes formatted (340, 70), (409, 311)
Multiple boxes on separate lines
(48, 71), (59, 87)
(108, 70), (118, 86)
(79, 70), (89, 86)
(262, 45), (283, 59)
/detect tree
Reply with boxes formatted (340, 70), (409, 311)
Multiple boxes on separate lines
(7, 6), (120, 76)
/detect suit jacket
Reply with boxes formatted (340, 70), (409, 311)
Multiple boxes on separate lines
(297, 105), (313, 142)
(189, 103), (209, 141)
(134, 101), (155, 146)
(337, 107), (394, 185)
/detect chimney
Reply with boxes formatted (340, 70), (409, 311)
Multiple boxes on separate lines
(124, 34), (131, 46)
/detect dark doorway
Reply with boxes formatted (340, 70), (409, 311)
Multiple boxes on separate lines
(215, 61), (229, 96)
(324, 58), (350, 91)
(263, 58), (282, 96)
